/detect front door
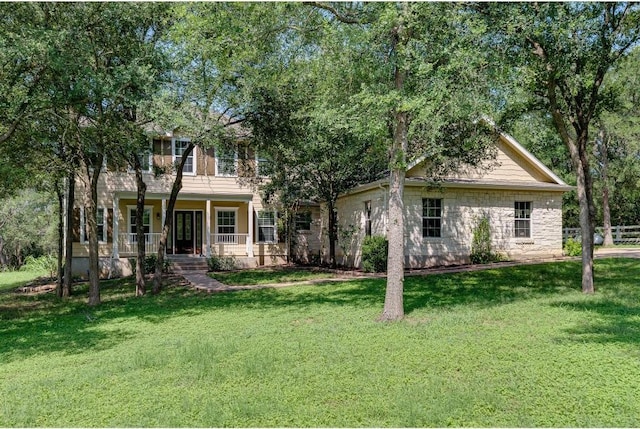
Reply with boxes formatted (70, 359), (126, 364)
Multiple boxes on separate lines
(175, 211), (194, 254)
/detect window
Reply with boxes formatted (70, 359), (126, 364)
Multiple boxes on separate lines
(173, 138), (194, 174)
(364, 201), (372, 237)
(128, 144), (153, 174)
(216, 209), (237, 243)
(514, 201), (532, 238)
(295, 211), (312, 231)
(82, 207), (106, 243)
(128, 207), (152, 242)
(216, 145), (237, 176)
(257, 211), (277, 243)
(422, 198), (442, 238)
(256, 152), (269, 176)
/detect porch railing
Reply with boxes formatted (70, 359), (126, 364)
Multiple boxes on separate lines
(117, 233), (252, 256)
(210, 233), (250, 256)
(118, 233), (162, 255)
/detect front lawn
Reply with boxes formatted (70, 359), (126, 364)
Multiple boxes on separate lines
(2, 259), (640, 426)
(210, 266), (338, 285)
(0, 270), (47, 292)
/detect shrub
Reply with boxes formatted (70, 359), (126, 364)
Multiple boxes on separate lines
(564, 237), (582, 256)
(21, 254), (57, 278)
(470, 216), (502, 264)
(361, 235), (388, 273)
(207, 253), (237, 271)
(130, 254), (171, 276)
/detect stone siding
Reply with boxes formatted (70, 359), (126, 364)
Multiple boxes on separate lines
(332, 184), (564, 269)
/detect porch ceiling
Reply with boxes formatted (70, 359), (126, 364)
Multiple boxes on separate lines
(114, 192), (253, 202)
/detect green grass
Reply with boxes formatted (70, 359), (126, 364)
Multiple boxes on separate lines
(0, 270), (47, 292)
(210, 266), (337, 285)
(2, 259), (640, 426)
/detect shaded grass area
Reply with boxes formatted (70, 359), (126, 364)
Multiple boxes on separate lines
(210, 266), (338, 285)
(0, 270), (47, 292)
(2, 259), (640, 426)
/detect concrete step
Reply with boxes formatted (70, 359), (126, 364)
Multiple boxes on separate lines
(168, 255), (209, 272)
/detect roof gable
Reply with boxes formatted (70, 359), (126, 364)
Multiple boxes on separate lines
(406, 126), (568, 187)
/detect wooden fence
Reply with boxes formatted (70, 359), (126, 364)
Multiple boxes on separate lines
(562, 225), (640, 244)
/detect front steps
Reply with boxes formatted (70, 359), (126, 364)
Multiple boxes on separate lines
(167, 255), (209, 272)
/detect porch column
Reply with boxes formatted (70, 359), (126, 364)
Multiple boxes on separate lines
(247, 200), (254, 257)
(161, 198), (168, 253)
(161, 198), (167, 226)
(112, 196), (119, 259)
(206, 199), (211, 257)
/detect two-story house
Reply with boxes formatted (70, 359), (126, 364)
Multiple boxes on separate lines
(69, 122), (571, 278)
(69, 130), (294, 277)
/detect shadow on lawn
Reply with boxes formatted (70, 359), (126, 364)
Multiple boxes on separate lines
(550, 258), (640, 346)
(0, 261), (584, 362)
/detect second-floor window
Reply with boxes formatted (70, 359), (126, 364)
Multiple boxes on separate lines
(256, 152), (269, 177)
(81, 207), (106, 243)
(216, 146), (237, 177)
(173, 138), (194, 175)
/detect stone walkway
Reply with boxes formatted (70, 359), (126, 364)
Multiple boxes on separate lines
(179, 247), (640, 293)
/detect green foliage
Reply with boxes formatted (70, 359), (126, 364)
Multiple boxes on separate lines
(144, 254), (170, 275)
(361, 235), (388, 273)
(207, 253), (237, 272)
(0, 189), (58, 269)
(130, 255), (170, 276)
(20, 255), (57, 279)
(470, 216), (502, 264)
(2, 260), (640, 426)
(564, 238), (582, 257)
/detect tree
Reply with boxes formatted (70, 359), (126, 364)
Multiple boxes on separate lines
(149, 2), (291, 292)
(244, 18), (387, 267)
(0, 189), (57, 269)
(593, 47), (640, 244)
(28, 3), (172, 305)
(484, 2), (640, 293)
(307, 2), (495, 320)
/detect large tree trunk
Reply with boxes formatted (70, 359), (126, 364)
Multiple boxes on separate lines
(575, 155), (595, 293)
(55, 180), (64, 298)
(63, 170), (75, 297)
(153, 142), (195, 294)
(380, 9), (408, 322)
(327, 199), (337, 268)
(134, 156), (147, 296)
(380, 110), (408, 321)
(83, 155), (103, 306)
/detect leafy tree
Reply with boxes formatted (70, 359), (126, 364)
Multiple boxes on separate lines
(0, 189), (57, 269)
(483, 2), (640, 293)
(149, 3), (295, 292)
(308, 2), (495, 320)
(244, 18), (387, 267)
(593, 47), (640, 244)
(16, 3), (172, 304)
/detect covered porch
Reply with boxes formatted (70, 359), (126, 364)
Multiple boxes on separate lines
(111, 192), (272, 259)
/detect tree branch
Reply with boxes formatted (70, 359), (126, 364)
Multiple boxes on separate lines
(303, 2), (362, 24)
